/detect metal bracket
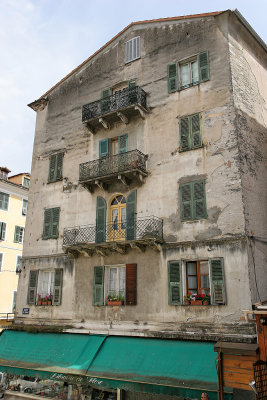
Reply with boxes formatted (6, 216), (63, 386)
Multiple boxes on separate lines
(99, 117), (110, 129)
(117, 112), (128, 125)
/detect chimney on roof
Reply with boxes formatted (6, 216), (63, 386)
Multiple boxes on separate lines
(0, 167), (11, 181)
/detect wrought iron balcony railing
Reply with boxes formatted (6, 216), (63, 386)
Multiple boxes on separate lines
(79, 150), (147, 183)
(63, 216), (163, 247)
(82, 86), (147, 122)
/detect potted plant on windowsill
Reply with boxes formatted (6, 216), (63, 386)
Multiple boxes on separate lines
(37, 294), (42, 306)
(184, 293), (191, 305)
(47, 294), (52, 306)
(190, 293), (204, 305)
(203, 294), (210, 306)
(106, 292), (124, 306)
(41, 296), (48, 306)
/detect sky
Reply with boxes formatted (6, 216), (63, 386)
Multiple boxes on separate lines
(0, 0), (266, 176)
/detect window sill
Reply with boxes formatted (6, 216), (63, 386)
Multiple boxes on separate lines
(47, 178), (63, 184)
(179, 145), (203, 153)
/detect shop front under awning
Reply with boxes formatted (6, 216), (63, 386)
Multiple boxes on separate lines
(0, 330), (233, 400)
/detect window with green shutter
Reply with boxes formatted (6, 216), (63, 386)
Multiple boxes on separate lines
(210, 258), (226, 305)
(101, 89), (111, 114)
(53, 269), (63, 305)
(126, 190), (136, 240)
(180, 180), (207, 221)
(0, 192), (9, 210)
(42, 207), (60, 239)
(28, 270), (38, 305)
(0, 222), (6, 241)
(168, 261), (182, 305)
(95, 197), (106, 243)
(93, 266), (105, 305)
(179, 113), (202, 151)
(14, 226), (24, 243)
(48, 153), (64, 183)
(167, 51), (209, 92)
(167, 63), (178, 93)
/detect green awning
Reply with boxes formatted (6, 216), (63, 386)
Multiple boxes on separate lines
(0, 330), (232, 400)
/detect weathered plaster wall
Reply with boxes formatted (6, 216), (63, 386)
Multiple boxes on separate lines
(228, 14), (267, 303)
(23, 16), (245, 257)
(18, 14), (261, 339)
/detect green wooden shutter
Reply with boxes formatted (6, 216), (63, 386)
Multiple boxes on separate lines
(14, 226), (20, 243)
(168, 261), (182, 305)
(93, 266), (105, 306)
(198, 51), (210, 82)
(43, 209), (51, 239)
(96, 197), (106, 243)
(22, 199), (28, 215)
(0, 253), (3, 271)
(180, 183), (192, 221)
(126, 190), (136, 240)
(167, 63), (178, 93)
(191, 114), (202, 148)
(53, 269), (63, 305)
(118, 134), (128, 154)
(193, 181), (207, 219)
(49, 155), (56, 182)
(210, 258), (226, 304)
(101, 89), (111, 114)
(180, 117), (190, 151)
(51, 208), (60, 238)
(56, 153), (63, 180)
(0, 222), (6, 240)
(28, 270), (38, 305)
(99, 139), (109, 158)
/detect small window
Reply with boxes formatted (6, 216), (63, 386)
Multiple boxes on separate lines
(42, 207), (60, 239)
(0, 253), (3, 272)
(0, 222), (7, 241)
(125, 36), (141, 64)
(22, 199), (28, 216)
(16, 256), (22, 274)
(167, 51), (209, 93)
(14, 226), (24, 243)
(186, 261), (210, 294)
(23, 177), (30, 188)
(168, 258), (226, 305)
(0, 192), (9, 211)
(180, 180), (207, 221)
(48, 153), (63, 183)
(28, 269), (63, 305)
(93, 264), (137, 306)
(180, 113), (202, 151)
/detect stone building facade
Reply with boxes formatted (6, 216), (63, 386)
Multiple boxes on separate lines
(7, 9), (267, 400)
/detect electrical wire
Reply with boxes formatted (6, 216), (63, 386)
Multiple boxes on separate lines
(248, 237), (262, 303)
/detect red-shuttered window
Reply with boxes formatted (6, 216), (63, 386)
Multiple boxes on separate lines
(93, 264), (137, 306)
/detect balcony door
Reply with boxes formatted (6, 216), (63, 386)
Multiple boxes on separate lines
(109, 195), (126, 241)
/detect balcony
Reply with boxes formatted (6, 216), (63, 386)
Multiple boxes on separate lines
(63, 216), (163, 256)
(79, 150), (147, 192)
(82, 86), (148, 132)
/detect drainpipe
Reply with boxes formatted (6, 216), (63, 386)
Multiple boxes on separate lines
(217, 351), (224, 400)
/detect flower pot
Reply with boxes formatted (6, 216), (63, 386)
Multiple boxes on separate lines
(37, 300), (42, 306)
(184, 300), (191, 306)
(190, 300), (203, 305)
(107, 301), (123, 306)
(203, 300), (209, 306)
(47, 300), (52, 306)
(42, 301), (48, 306)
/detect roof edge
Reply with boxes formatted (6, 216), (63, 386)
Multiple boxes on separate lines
(233, 9), (267, 53)
(28, 11), (223, 109)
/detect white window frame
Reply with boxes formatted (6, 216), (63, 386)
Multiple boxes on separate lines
(125, 36), (141, 64)
(0, 192), (9, 211)
(0, 221), (7, 241)
(15, 255), (22, 273)
(23, 177), (30, 188)
(37, 270), (55, 298)
(104, 264), (126, 300)
(22, 199), (28, 216)
(14, 226), (24, 244)
(0, 253), (4, 273)
(179, 55), (199, 89)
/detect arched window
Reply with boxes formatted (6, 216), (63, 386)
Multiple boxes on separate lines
(109, 194), (126, 241)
